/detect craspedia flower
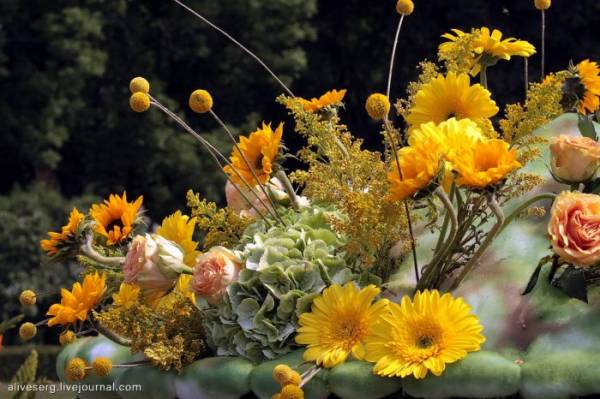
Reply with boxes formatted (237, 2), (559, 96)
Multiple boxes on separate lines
(129, 92), (150, 113)
(92, 357), (113, 377)
(129, 77), (150, 94)
(295, 283), (389, 368)
(19, 322), (37, 341)
(59, 330), (77, 346)
(279, 385), (304, 399)
(396, 0), (414, 15)
(189, 89), (213, 114)
(365, 93), (391, 121)
(365, 290), (485, 379)
(534, 0), (551, 10)
(19, 290), (37, 306)
(66, 358), (87, 382)
(90, 192), (143, 246)
(273, 364), (301, 387)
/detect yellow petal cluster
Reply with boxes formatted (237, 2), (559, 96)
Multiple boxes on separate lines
(298, 89), (347, 112)
(47, 272), (106, 327)
(90, 192), (143, 246)
(576, 59), (600, 115)
(112, 283), (140, 309)
(40, 208), (85, 256)
(157, 211), (200, 266)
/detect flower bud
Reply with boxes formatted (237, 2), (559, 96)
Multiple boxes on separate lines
(365, 93), (391, 121)
(19, 322), (37, 341)
(550, 135), (600, 183)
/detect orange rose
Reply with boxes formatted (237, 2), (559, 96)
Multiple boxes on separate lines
(550, 135), (600, 183)
(548, 191), (600, 267)
(191, 246), (242, 305)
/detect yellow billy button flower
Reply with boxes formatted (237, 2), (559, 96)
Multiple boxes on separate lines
(19, 290), (37, 306)
(59, 330), (77, 346)
(189, 89), (213, 113)
(273, 364), (301, 387)
(295, 283), (389, 368)
(396, 0), (414, 15)
(19, 322), (37, 341)
(92, 357), (113, 377)
(534, 0), (551, 10)
(279, 385), (304, 399)
(365, 290), (485, 379)
(130, 92), (151, 112)
(66, 358), (87, 382)
(365, 93), (391, 121)
(129, 77), (150, 94)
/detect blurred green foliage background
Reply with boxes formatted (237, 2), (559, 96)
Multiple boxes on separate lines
(0, 0), (598, 345)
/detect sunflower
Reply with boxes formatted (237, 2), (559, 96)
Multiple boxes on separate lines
(112, 283), (140, 309)
(365, 290), (485, 379)
(40, 208), (86, 256)
(440, 27), (535, 75)
(47, 272), (106, 327)
(298, 89), (347, 112)
(452, 138), (521, 189)
(157, 211), (200, 266)
(406, 72), (499, 130)
(90, 192), (143, 246)
(223, 122), (283, 186)
(295, 284), (389, 368)
(575, 59), (600, 114)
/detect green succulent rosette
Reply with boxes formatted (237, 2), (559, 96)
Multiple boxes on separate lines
(203, 205), (357, 363)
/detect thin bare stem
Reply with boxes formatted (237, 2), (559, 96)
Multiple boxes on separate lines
(80, 235), (125, 267)
(208, 110), (285, 225)
(275, 169), (300, 210)
(94, 321), (132, 346)
(170, 0), (294, 97)
(541, 10), (546, 79)
(300, 366), (322, 388)
(524, 58), (529, 98)
(386, 15), (405, 99)
(498, 192), (556, 235)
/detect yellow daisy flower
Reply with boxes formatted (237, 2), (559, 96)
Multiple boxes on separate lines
(112, 283), (140, 309)
(365, 290), (485, 379)
(298, 89), (347, 112)
(224, 122), (283, 186)
(406, 72), (498, 130)
(40, 208), (85, 256)
(47, 273), (106, 327)
(295, 284), (389, 368)
(157, 211), (200, 266)
(452, 138), (522, 189)
(440, 27), (535, 75)
(575, 59), (600, 115)
(90, 192), (143, 246)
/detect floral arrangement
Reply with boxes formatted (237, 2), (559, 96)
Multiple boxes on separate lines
(5, 0), (600, 398)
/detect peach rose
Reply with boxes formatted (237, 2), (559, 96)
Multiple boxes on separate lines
(191, 246), (242, 305)
(550, 135), (600, 183)
(548, 191), (600, 267)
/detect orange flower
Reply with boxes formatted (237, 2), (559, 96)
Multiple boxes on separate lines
(191, 247), (242, 305)
(550, 135), (600, 183)
(548, 191), (600, 267)
(298, 90), (347, 112)
(90, 192), (143, 246)
(47, 272), (106, 327)
(40, 208), (85, 256)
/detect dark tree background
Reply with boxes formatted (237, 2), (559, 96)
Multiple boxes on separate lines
(0, 0), (598, 334)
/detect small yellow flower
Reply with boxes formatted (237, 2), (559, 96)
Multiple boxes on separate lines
(279, 385), (304, 399)
(396, 0), (414, 15)
(19, 290), (37, 306)
(534, 0), (551, 10)
(59, 330), (77, 346)
(273, 364), (301, 387)
(92, 357), (113, 377)
(90, 192), (143, 246)
(129, 77), (150, 94)
(298, 89), (347, 112)
(19, 322), (37, 341)
(157, 211), (200, 266)
(112, 283), (140, 309)
(189, 89), (213, 114)
(66, 358), (87, 382)
(365, 93), (391, 120)
(129, 92), (151, 112)
(47, 272), (106, 327)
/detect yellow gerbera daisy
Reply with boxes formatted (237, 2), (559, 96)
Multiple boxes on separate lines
(406, 72), (498, 129)
(40, 208), (85, 256)
(295, 284), (389, 368)
(112, 283), (140, 309)
(452, 138), (522, 189)
(298, 89), (347, 112)
(157, 211), (200, 266)
(224, 122), (283, 186)
(575, 59), (600, 114)
(90, 192), (143, 246)
(365, 290), (485, 379)
(440, 27), (535, 75)
(47, 272), (106, 327)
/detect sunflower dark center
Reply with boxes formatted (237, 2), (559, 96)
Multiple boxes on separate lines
(417, 336), (434, 349)
(106, 218), (124, 232)
(254, 154), (264, 170)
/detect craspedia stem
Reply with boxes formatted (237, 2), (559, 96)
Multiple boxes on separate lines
(386, 15), (405, 99)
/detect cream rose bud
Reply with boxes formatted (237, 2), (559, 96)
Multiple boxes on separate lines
(550, 135), (600, 183)
(548, 191), (600, 267)
(191, 246), (242, 305)
(123, 234), (185, 302)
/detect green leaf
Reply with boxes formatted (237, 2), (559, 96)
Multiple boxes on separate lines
(552, 266), (588, 303)
(577, 115), (597, 140)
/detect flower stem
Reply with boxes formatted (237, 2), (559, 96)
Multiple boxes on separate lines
(275, 170), (300, 211)
(480, 64), (488, 89)
(386, 15), (405, 99)
(94, 321), (132, 347)
(80, 236), (125, 267)
(498, 192), (556, 235)
(541, 10), (546, 79)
